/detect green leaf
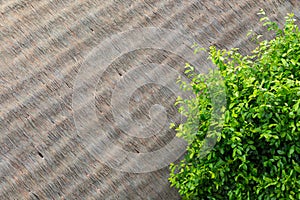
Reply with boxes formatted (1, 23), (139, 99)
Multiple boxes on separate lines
(294, 166), (300, 173)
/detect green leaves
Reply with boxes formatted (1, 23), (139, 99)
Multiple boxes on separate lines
(169, 11), (300, 200)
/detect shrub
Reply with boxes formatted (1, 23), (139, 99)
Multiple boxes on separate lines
(169, 11), (300, 200)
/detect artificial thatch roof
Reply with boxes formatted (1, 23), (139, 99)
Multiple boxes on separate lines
(0, 0), (299, 199)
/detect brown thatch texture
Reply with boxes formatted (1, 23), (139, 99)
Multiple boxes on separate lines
(0, 0), (299, 199)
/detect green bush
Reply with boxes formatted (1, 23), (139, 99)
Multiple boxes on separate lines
(169, 11), (300, 200)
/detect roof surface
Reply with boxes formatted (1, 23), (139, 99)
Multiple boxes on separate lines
(0, 0), (299, 199)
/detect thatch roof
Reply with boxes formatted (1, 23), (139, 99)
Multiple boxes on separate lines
(0, 0), (299, 199)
